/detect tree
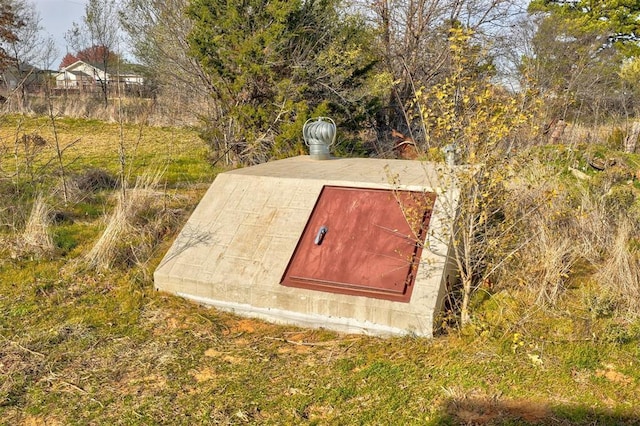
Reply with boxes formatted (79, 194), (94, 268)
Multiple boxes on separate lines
(186, 0), (389, 164)
(120, 0), (216, 126)
(59, 46), (122, 70)
(525, 0), (640, 126)
(2, 0), (58, 109)
(0, 0), (25, 69)
(361, 0), (525, 151)
(529, 0), (640, 55)
(413, 27), (533, 324)
(76, 44), (121, 65)
(4, 1), (46, 65)
(66, 0), (121, 106)
(59, 52), (79, 69)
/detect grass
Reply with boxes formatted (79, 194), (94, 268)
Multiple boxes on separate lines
(0, 116), (639, 424)
(0, 115), (214, 187)
(2, 268), (639, 424)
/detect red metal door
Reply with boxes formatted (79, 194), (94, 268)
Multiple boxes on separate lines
(281, 186), (436, 302)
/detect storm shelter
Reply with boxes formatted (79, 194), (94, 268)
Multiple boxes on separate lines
(154, 156), (458, 337)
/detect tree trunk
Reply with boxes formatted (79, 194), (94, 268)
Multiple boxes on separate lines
(624, 121), (640, 153)
(548, 119), (566, 144)
(460, 275), (472, 325)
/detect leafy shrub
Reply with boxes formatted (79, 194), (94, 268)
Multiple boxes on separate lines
(593, 218), (640, 318)
(495, 148), (640, 319)
(604, 186), (635, 214)
(591, 164), (634, 195)
(0, 182), (31, 232)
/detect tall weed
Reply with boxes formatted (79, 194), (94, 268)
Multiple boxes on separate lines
(82, 172), (181, 272)
(593, 218), (640, 317)
(7, 194), (55, 259)
(500, 150), (640, 318)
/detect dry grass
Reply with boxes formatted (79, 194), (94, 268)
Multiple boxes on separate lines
(82, 171), (178, 271)
(0, 184), (28, 233)
(58, 167), (120, 205)
(594, 218), (640, 317)
(17, 95), (157, 125)
(531, 224), (579, 306)
(498, 148), (640, 316)
(576, 189), (612, 262)
(16, 93), (203, 127)
(446, 395), (552, 425)
(1, 115), (640, 423)
(501, 161), (576, 306)
(2, 271), (638, 424)
(7, 194), (55, 259)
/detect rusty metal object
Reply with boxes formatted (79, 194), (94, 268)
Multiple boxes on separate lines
(281, 186), (436, 302)
(391, 129), (418, 159)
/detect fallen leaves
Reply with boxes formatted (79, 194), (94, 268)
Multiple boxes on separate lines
(596, 365), (634, 385)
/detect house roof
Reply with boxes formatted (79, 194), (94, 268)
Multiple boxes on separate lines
(2, 62), (41, 74)
(60, 60), (103, 73)
(17, 63), (40, 73)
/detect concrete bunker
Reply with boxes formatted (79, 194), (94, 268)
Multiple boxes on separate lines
(154, 156), (458, 337)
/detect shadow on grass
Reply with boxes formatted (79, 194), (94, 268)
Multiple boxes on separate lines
(434, 397), (639, 425)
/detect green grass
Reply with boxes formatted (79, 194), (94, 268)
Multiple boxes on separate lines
(0, 115), (217, 187)
(1, 257), (639, 424)
(1, 117), (639, 424)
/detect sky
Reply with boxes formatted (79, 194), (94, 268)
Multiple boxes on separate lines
(32, 0), (87, 68)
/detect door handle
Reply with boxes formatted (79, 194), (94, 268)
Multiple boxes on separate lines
(314, 226), (328, 245)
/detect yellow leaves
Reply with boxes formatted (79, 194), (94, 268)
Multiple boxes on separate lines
(448, 26), (474, 42)
(478, 210), (488, 226)
(448, 27), (474, 58)
(511, 333), (524, 353)
(527, 353), (544, 367)
(512, 333), (545, 368)
(435, 90), (449, 101)
(619, 57), (640, 85)
(367, 71), (395, 98)
(408, 25), (536, 162)
(596, 366), (634, 385)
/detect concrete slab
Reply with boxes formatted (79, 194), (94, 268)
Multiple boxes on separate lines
(154, 156), (459, 337)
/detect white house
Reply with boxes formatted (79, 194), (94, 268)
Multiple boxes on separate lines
(56, 60), (106, 90)
(55, 60), (144, 92)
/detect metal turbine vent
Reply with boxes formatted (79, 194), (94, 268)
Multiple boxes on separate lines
(303, 117), (336, 160)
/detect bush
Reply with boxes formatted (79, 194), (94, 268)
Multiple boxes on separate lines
(592, 164), (634, 195)
(0, 182), (31, 232)
(604, 186), (636, 215)
(593, 218), (640, 318)
(606, 127), (625, 150)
